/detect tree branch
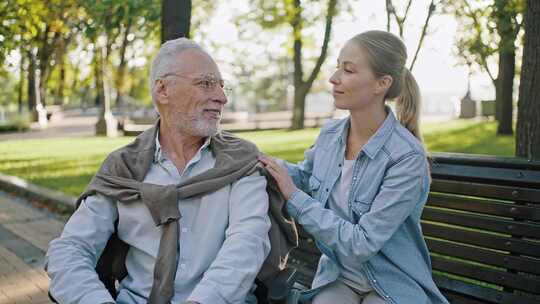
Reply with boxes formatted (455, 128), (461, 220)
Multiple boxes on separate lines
(462, 0), (496, 82)
(291, 0), (303, 88)
(409, 0), (436, 71)
(305, 0), (337, 89)
(513, 13), (521, 38)
(386, 0), (392, 31)
(387, 0), (411, 37)
(403, 0), (414, 22)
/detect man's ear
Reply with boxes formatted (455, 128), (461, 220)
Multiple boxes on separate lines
(376, 75), (393, 95)
(154, 79), (169, 105)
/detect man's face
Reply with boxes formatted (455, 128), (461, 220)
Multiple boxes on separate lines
(155, 49), (228, 137)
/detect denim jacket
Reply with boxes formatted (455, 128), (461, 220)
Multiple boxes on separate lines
(285, 109), (449, 304)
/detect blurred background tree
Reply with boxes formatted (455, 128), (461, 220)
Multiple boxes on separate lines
(0, 0), (537, 156)
(448, 0), (523, 135)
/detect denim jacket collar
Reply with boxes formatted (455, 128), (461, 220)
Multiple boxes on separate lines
(337, 106), (397, 160)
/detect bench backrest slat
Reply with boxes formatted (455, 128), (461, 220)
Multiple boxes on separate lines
(427, 193), (540, 221)
(431, 180), (540, 203)
(432, 163), (540, 187)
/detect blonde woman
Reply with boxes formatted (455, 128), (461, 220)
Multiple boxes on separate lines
(259, 31), (449, 304)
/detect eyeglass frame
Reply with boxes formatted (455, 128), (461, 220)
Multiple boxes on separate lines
(159, 73), (233, 96)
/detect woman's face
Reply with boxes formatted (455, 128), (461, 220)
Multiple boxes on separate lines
(329, 40), (387, 111)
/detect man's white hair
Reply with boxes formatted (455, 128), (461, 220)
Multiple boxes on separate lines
(149, 38), (205, 91)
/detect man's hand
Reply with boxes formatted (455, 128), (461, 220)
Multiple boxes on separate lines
(258, 154), (298, 200)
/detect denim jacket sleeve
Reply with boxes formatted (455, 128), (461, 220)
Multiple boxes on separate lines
(286, 152), (428, 263)
(45, 194), (118, 304)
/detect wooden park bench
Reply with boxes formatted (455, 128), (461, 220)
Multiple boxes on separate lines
(271, 153), (540, 304)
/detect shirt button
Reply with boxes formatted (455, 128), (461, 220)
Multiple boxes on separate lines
(180, 263), (186, 269)
(181, 228), (188, 233)
(372, 279), (377, 283)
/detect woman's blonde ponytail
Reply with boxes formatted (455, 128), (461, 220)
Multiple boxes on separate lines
(396, 67), (422, 142)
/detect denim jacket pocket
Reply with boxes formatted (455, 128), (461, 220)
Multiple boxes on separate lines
(308, 175), (322, 198)
(308, 175), (321, 190)
(351, 200), (372, 219)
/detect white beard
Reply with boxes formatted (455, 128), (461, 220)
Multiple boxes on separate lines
(177, 114), (220, 137)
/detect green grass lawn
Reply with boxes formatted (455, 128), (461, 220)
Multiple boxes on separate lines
(0, 119), (515, 196)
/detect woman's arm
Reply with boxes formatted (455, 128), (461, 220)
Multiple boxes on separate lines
(262, 152), (428, 262)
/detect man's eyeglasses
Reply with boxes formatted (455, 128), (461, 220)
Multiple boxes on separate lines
(161, 73), (232, 97)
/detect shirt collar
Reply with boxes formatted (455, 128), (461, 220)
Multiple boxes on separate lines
(153, 128), (212, 164)
(338, 106), (397, 160)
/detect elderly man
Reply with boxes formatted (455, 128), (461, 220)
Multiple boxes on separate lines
(45, 38), (287, 304)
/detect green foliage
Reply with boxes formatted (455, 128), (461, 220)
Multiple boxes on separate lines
(0, 120), (515, 195)
(0, 74), (19, 107)
(191, 0), (219, 35)
(231, 0), (339, 112)
(0, 0), (47, 63)
(0, 0), (162, 109)
(448, 0), (523, 79)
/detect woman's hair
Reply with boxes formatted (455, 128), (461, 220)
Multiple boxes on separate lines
(350, 30), (423, 143)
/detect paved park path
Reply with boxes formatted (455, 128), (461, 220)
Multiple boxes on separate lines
(0, 190), (67, 303)
(0, 115), (96, 142)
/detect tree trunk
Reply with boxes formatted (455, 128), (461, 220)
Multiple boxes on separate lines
(94, 46), (105, 107)
(497, 47), (515, 135)
(18, 53), (25, 114)
(290, 0), (336, 130)
(27, 51), (38, 112)
(291, 0), (305, 130)
(161, 0), (191, 43)
(36, 27), (59, 107)
(27, 50), (47, 126)
(516, 0), (540, 160)
(116, 18), (133, 107)
(56, 45), (67, 106)
(494, 0), (517, 135)
(292, 86), (308, 129)
(95, 43), (117, 137)
(38, 69), (48, 107)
